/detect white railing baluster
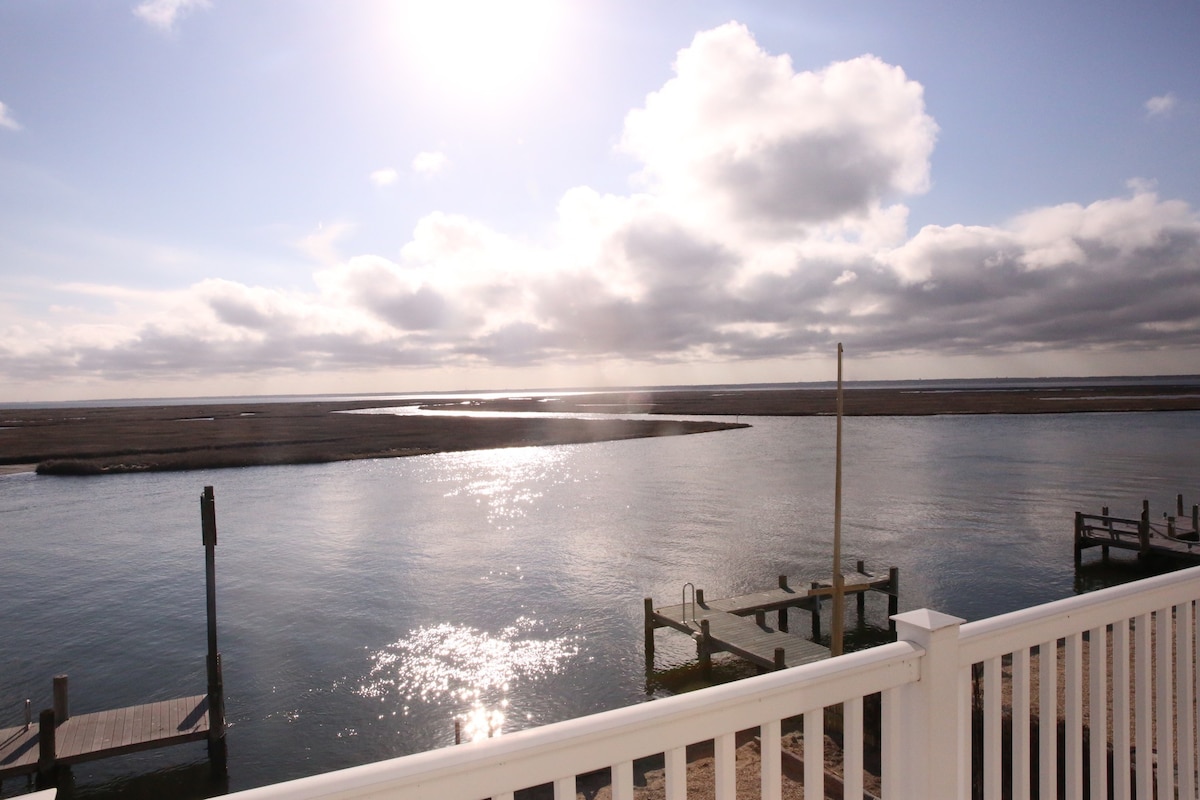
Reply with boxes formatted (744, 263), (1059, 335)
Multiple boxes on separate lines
(714, 731), (735, 800)
(553, 775), (574, 799)
(761, 718), (782, 800)
(1065, 632), (1083, 800)
(803, 709), (822, 800)
(1012, 648), (1031, 800)
(843, 697), (863, 800)
(663, 747), (685, 800)
(984, 656), (1002, 800)
(1039, 638), (1058, 800)
(1176, 601), (1195, 800)
(612, 760), (634, 800)
(1088, 624), (1108, 800)
(1136, 612), (1153, 800)
(1156, 607), (1174, 799)
(880, 685), (905, 798)
(1113, 618), (1131, 800)
(1194, 599), (1200, 794)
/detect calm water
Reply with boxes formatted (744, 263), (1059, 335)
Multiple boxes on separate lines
(2, 410), (1198, 797)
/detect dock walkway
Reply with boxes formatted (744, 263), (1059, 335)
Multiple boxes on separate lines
(645, 565), (897, 674)
(1076, 495), (1200, 565)
(0, 695), (209, 780)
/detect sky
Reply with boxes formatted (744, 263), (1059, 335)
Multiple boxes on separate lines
(1, 1), (1199, 402)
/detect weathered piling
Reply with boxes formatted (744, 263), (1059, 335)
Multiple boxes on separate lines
(201, 485), (228, 774)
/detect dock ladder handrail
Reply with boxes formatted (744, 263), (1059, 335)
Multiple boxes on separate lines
(681, 582), (697, 626)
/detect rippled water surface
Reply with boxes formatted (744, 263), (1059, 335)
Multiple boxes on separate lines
(2, 411), (1199, 797)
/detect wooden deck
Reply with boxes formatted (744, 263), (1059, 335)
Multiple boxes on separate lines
(645, 566), (898, 673)
(0, 695), (209, 779)
(1075, 496), (1200, 565)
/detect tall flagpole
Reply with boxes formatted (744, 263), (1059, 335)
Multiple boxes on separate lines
(832, 343), (845, 656)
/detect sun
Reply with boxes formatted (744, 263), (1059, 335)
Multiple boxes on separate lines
(392, 0), (564, 103)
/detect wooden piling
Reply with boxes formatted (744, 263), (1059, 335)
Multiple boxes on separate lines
(1139, 501), (1151, 560)
(200, 486), (227, 774)
(698, 619), (712, 678)
(36, 710), (55, 778)
(774, 648), (786, 671)
(887, 567), (899, 632)
(1178, 494), (1185, 516)
(52, 676), (68, 723)
(810, 581), (822, 641)
(643, 598), (655, 673)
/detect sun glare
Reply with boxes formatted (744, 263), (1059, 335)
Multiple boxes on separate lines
(393, 0), (563, 103)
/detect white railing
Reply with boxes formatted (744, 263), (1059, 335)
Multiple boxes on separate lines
(227, 566), (1200, 800)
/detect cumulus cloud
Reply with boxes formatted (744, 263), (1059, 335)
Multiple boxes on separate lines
(5, 22), (1200, 389)
(620, 23), (937, 236)
(0, 101), (20, 131)
(133, 0), (211, 31)
(370, 168), (399, 187)
(1145, 92), (1178, 117)
(296, 221), (355, 265)
(413, 151), (449, 175)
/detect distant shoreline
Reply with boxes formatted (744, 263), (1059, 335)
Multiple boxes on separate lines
(3, 381), (1199, 476)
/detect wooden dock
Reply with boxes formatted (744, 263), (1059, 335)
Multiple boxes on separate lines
(0, 486), (228, 786)
(644, 564), (898, 674)
(0, 695), (210, 780)
(1076, 494), (1200, 564)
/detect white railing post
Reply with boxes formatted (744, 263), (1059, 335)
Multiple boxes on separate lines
(890, 609), (966, 799)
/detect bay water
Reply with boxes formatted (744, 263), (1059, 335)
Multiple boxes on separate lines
(2, 409), (1198, 797)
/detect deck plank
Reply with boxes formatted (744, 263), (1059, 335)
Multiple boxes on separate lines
(1, 696), (212, 777)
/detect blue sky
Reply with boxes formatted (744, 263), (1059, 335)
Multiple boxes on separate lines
(1, 1), (1198, 401)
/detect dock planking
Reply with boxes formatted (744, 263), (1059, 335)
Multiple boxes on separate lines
(645, 566), (898, 674)
(0, 696), (210, 779)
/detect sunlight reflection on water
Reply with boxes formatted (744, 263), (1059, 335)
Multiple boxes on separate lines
(356, 618), (580, 740)
(436, 447), (571, 530)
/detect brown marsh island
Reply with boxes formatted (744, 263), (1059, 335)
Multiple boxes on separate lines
(3, 379), (1199, 476)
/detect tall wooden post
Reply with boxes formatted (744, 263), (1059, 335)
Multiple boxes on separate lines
(201, 486), (228, 774)
(831, 343), (846, 656)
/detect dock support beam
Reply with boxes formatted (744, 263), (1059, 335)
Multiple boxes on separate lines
(697, 619), (712, 678)
(201, 486), (228, 776)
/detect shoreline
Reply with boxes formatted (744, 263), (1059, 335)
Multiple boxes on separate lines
(4, 382), (1199, 476)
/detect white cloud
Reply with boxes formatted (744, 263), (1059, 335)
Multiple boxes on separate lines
(620, 22), (937, 237)
(370, 168), (399, 187)
(296, 221), (355, 265)
(1145, 92), (1177, 117)
(133, 0), (211, 32)
(6, 21), (1200, 391)
(413, 151), (449, 175)
(0, 101), (20, 131)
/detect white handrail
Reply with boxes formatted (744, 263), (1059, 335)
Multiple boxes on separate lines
(224, 565), (1200, 800)
(227, 641), (921, 799)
